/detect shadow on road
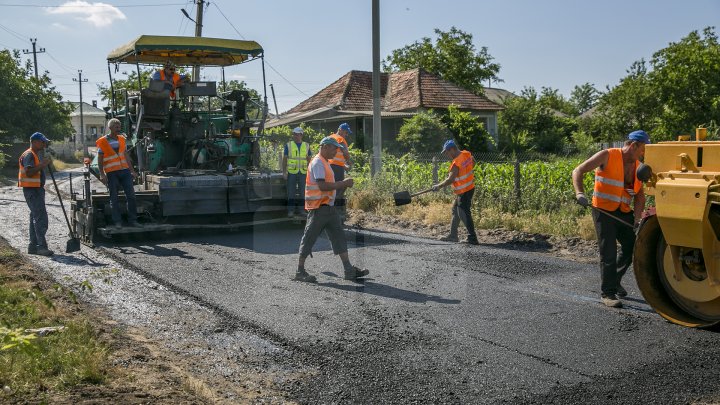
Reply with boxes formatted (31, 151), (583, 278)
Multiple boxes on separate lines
(319, 279), (461, 305)
(51, 252), (108, 267)
(114, 245), (198, 259)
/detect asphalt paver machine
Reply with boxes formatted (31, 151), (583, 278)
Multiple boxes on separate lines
(634, 128), (720, 328)
(71, 35), (287, 244)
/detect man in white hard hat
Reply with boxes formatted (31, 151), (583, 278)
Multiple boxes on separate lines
(282, 127), (312, 217)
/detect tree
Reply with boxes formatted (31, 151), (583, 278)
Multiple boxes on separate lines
(570, 83), (601, 115)
(383, 27), (501, 95)
(497, 87), (577, 153)
(444, 104), (491, 152)
(0, 50), (72, 144)
(396, 110), (450, 154)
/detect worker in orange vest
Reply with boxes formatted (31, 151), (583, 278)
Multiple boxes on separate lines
(328, 123), (352, 218)
(572, 130), (650, 308)
(151, 61), (190, 99)
(432, 140), (479, 245)
(18, 132), (54, 256)
(96, 118), (141, 229)
(294, 136), (369, 283)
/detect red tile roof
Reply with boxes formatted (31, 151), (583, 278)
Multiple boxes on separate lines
(283, 68), (502, 115)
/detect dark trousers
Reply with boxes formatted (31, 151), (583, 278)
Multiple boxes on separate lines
(286, 172), (305, 214)
(23, 187), (48, 248)
(592, 208), (635, 297)
(450, 188), (477, 239)
(331, 164), (345, 208)
(299, 205), (347, 258)
(107, 169), (137, 225)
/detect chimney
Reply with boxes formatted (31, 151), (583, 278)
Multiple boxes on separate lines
(92, 100), (97, 108)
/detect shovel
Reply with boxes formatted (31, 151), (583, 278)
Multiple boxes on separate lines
(393, 187), (435, 206)
(48, 164), (81, 253)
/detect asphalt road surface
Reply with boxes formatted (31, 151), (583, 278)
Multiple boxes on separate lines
(2, 177), (720, 404)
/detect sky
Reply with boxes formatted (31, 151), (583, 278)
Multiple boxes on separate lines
(0, 0), (718, 114)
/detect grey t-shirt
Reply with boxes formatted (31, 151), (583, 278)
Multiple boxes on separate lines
(21, 150), (45, 186)
(308, 156), (335, 206)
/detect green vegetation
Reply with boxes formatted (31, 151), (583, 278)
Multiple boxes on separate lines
(0, 246), (108, 398)
(0, 50), (72, 148)
(348, 153), (595, 238)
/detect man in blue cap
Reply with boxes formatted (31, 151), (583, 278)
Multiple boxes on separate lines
(328, 123), (352, 219)
(432, 139), (479, 245)
(294, 136), (369, 283)
(571, 130), (650, 308)
(18, 132), (54, 256)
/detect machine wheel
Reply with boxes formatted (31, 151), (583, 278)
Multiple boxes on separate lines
(634, 215), (720, 328)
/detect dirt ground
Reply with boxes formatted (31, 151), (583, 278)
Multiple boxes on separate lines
(346, 209), (599, 263)
(0, 238), (219, 405)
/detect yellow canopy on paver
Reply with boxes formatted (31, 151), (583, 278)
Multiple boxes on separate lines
(107, 35), (263, 66)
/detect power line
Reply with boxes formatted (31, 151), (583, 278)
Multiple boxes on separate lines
(211, 2), (245, 39)
(0, 3), (187, 8)
(0, 22), (28, 42)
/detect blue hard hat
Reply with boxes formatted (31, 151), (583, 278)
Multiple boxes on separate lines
(338, 123), (352, 134)
(30, 132), (49, 143)
(442, 139), (457, 152)
(628, 130), (651, 144)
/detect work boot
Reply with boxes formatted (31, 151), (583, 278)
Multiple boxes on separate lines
(462, 237), (480, 245)
(601, 295), (622, 308)
(293, 270), (317, 283)
(344, 266), (369, 281)
(35, 246), (54, 257)
(129, 221), (143, 228)
(27, 244), (37, 254)
(440, 235), (459, 242)
(616, 284), (628, 298)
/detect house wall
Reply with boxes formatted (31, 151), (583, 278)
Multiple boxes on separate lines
(70, 115), (106, 148)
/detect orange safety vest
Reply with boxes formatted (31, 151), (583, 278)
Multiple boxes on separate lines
(451, 150), (475, 195)
(159, 70), (181, 98)
(96, 135), (129, 173)
(328, 133), (348, 167)
(18, 148), (41, 188)
(592, 148), (642, 213)
(305, 154), (336, 210)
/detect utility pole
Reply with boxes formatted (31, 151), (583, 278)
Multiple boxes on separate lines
(22, 38), (45, 80)
(371, 0), (382, 176)
(73, 70), (89, 156)
(192, 0), (204, 81)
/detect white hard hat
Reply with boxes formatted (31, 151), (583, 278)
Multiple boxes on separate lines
(292, 127), (304, 134)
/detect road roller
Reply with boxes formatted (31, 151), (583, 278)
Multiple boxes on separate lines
(634, 128), (720, 328)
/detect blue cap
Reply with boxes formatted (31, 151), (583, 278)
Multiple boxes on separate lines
(320, 136), (343, 148)
(30, 132), (49, 143)
(338, 123), (352, 134)
(628, 130), (651, 144)
(442, 139), (457, 152)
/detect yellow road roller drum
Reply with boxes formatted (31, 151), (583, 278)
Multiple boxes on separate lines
(634, 133), (720, 328)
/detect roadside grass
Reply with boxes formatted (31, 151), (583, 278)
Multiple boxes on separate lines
(348, 188), (596, 240)
(0, 244), (108, 398)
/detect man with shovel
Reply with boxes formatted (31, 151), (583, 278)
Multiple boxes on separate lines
(18, 132), (53, 256)
(572, 130), (650, 308)
(432, 140), (479, 245)
(294, 136), (369, 283)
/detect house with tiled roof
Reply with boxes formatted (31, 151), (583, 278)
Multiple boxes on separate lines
(266, 68), (504, 148)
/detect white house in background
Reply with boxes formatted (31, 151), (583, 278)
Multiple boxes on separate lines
(66, 101), (107, 149)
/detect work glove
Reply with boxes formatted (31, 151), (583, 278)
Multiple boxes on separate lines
(575, 192), (589, 208)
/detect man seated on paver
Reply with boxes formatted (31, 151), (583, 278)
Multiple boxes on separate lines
(151, 61), (190, 99)
(294, 137), (369, 283)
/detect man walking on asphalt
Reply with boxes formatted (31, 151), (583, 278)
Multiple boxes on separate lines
(18, 132), (54, 256)
(282, 127), (312, 218)
(433, 140), (479, 245)
(97, 118), (141, 229)
(572, 130), (649, 308)
(294, 136), (369, 283)
(328, 123), (352, 218)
